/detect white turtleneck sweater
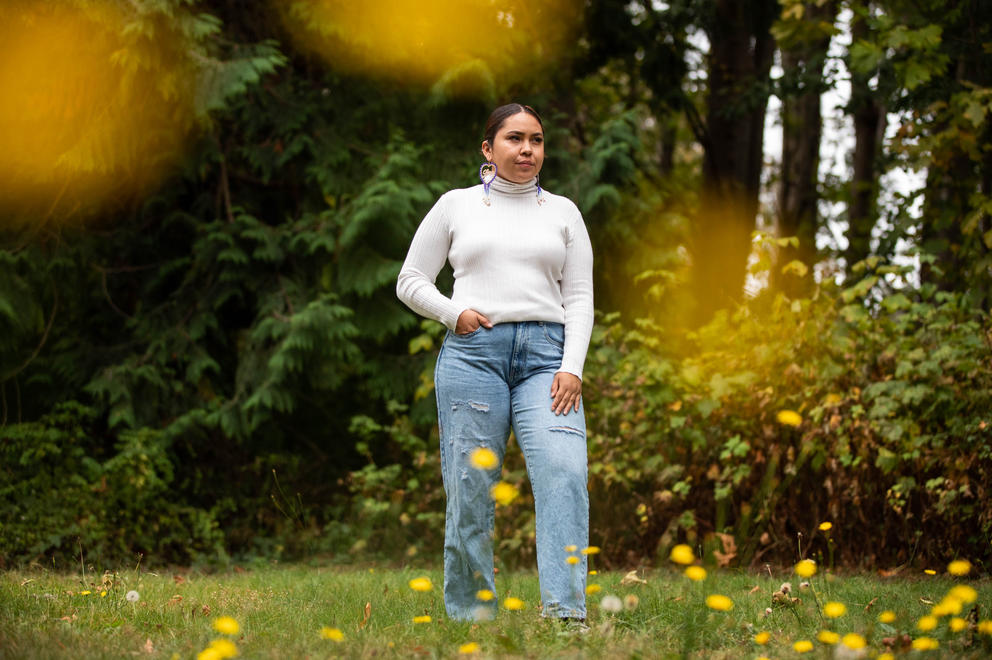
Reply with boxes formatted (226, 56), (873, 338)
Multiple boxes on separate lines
(396, 176), (594, 379)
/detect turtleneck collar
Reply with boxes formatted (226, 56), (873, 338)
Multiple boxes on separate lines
(491, 175), (538, 196)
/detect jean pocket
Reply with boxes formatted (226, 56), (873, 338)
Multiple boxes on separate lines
(542, 323), (564, 349)
(453, 325), (484, 338)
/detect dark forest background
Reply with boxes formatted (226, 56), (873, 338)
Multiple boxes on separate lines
(2, 0), (991, 572)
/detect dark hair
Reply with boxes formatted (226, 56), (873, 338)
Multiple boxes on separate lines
(482, 103), (543, 147)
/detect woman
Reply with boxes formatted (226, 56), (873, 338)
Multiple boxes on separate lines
(396, 103), (594, 622)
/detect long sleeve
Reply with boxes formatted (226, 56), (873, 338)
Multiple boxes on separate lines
(396, 194), (465, 330)
(557, 209), (594, 379)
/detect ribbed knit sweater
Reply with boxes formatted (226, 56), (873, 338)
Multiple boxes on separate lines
(396, 176), (594, 379)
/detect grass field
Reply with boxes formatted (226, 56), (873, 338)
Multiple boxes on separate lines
(1, 561), (990, 659)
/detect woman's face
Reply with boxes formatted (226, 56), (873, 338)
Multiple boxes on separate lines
(481, 112), (544, 183)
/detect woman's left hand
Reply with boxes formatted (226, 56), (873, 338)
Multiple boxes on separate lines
(550, 372), (582, 415)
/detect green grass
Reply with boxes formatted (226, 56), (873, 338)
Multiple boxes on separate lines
(1, 563), (990, 658)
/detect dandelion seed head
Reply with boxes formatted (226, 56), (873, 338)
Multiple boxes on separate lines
(600, 595), (622, 613)
(125, 590), (140, 603)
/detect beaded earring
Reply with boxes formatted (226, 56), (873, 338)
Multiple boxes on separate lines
(479, 162), (497, 206)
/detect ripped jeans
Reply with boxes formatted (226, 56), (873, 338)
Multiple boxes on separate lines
(434, 321), (588, 621)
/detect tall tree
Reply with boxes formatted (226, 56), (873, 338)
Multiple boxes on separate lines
(773, 0), (840, 296)
(690, 0), (779, 323)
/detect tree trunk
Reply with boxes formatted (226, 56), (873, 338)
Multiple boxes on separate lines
(844, 8), (886, 278)
(774, 1), (839, 297)
(690, 0), (777, 324)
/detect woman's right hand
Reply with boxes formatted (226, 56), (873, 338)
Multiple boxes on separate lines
(455, 309), (493, 335)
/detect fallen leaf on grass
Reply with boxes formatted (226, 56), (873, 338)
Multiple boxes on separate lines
(620, 570), (647, 587)
(359, 601), (371, 629)
(749, 585), (760, 595)
(143, 638), (154, 654)
(714, 533), (737, 567)
(864, 596), (878, 612)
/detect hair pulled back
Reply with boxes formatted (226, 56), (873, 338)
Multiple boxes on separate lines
(482, 103), (543, 148)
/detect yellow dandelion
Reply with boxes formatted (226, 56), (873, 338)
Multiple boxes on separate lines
(948, 584), (978, 603)
(585, 584), (601, 595)
(878, 610), (896, 623)
(795, 559), (817, 578)
(212, 617), (240, 635)
(947, 559), (972, 576)
(878, 654), (895, 660)
(490, 481), (519, 506)
(80, 590), (91, 596)
(502, 597), (525, 611)
(669, 544), (695, 565)
(917, 615), (938, 631)
(705, 594), (733, 611)
(684, 566), (707, 581)
(793, 639), (814, 653)
(589, 570), (598, 575)
(911, 637), (939, 650)
(409, 577), (433, 592)
(978, 620), (992, 635)
(458, 642), (480, 655)
(476, 589), (494, 602)
(566, 556), (580, 565)
(581, 546), (600, 555)
(776, 410), (802, 427)
(949, 617), (967, 632)
(924, 569), (936, 575)
(932, 597), (963, 617)
(469, 447), (498, 470)
(823, 601), (847, 618)
(841, 633), (866, 649)
(818, 522), (832, 531)
(564, 545), (578, 552)
(100, 590), (107, 598)
(207, 639), (238, 659)
(825, 393), (842, 405)
(197, 648), (222, 660)
(320, 627), (344, 641)
(754, 631), (770, 645)
(412, 615), (432, 624)
(817, 630), (839, 645)
(635, 503), (647, 515)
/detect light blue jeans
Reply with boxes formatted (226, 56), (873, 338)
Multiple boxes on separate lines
(434, 321), (588, 621)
